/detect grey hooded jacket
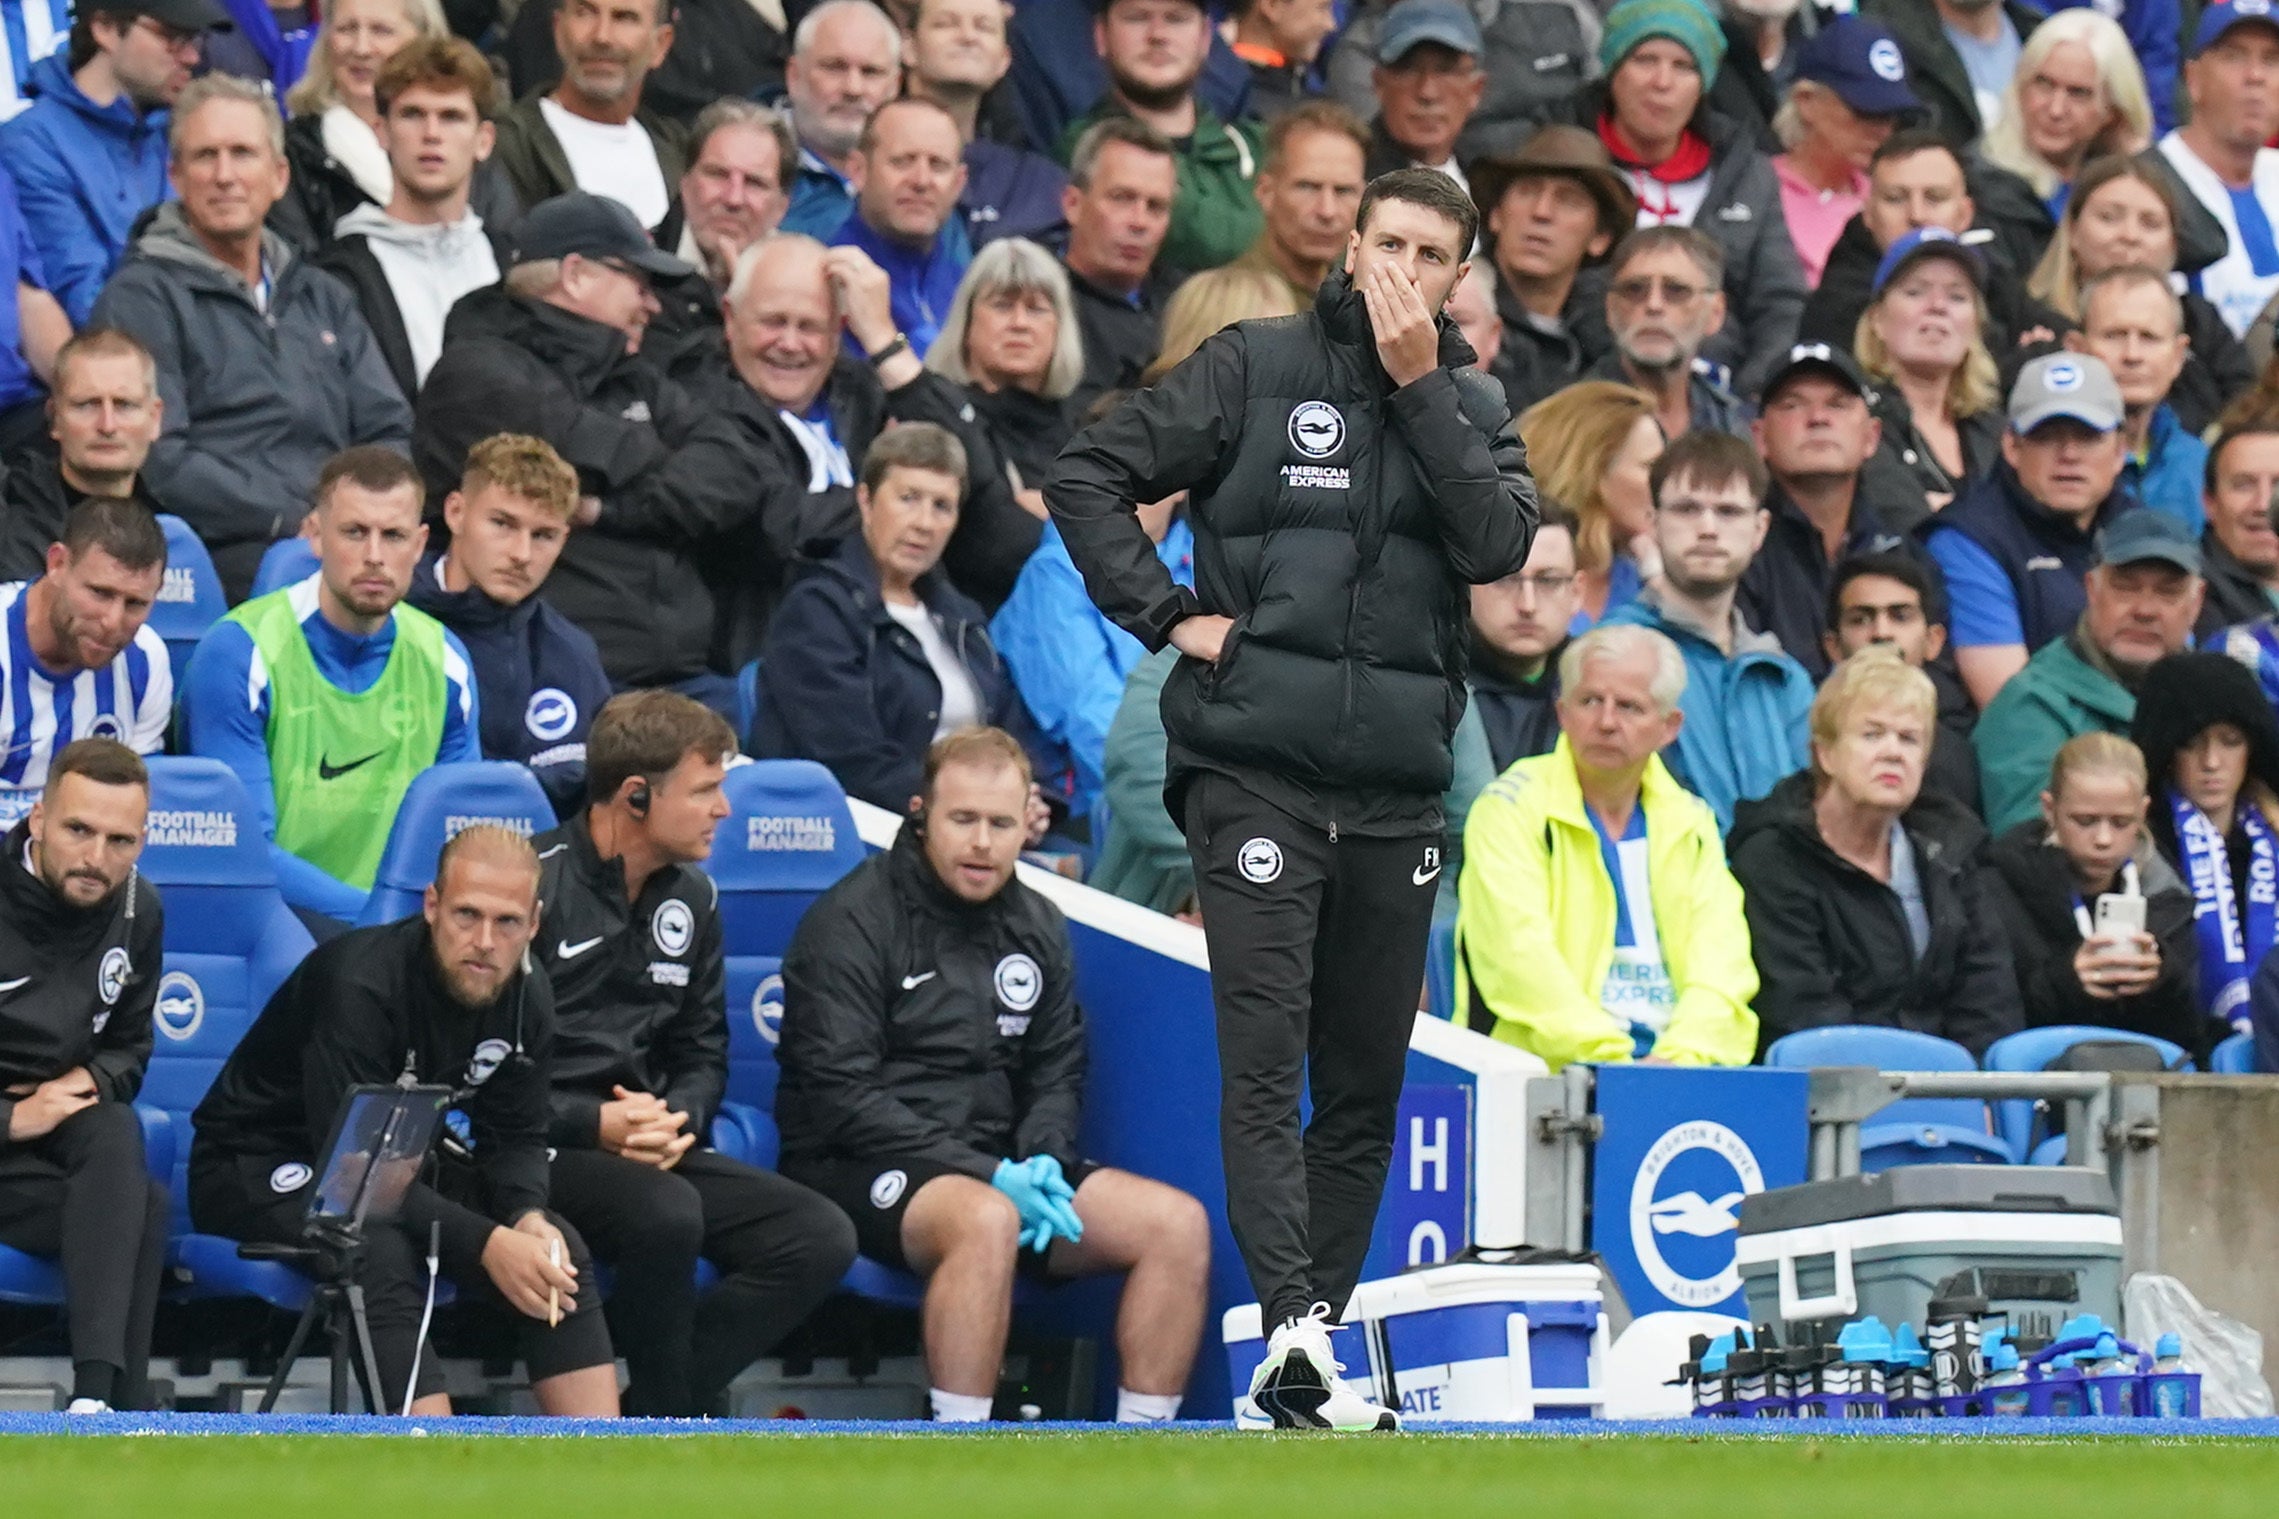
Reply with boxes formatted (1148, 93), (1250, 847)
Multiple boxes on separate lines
(89, 203), (412, 556)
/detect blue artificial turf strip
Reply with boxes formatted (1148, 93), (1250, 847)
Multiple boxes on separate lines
(5, 1412), (2277, 1438)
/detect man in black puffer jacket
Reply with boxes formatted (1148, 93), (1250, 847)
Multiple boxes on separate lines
(413, 193), (784, 711)
(1047, 169), (1536, 1431)
(776, 727), (1208, 1426)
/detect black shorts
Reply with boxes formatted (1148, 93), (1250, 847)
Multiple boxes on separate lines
(795, 1155), (1097, 1277)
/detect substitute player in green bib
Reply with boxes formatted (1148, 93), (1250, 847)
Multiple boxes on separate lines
(181, 447), (481, 928)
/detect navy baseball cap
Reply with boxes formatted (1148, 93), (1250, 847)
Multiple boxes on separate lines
(512, 192), (692, 278)
(1378, 0), (1484, 63)
(1762, 342), (1877, 405)
(1871, 225), (1986, 297)
(2194, 0), (2279, 56)
(1794, 17), (1921, 117)
(2095, 510), (2202, 575)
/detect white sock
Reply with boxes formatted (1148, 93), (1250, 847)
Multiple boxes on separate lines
(929, 1388), (994, 1423)
(1116, 1388), (1182, 1423)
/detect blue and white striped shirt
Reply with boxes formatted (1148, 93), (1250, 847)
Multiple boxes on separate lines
(0, 578), (171, 822)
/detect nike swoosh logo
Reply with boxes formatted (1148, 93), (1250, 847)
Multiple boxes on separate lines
(900, 971), (937, 990)
(0, 976), (28, 992)
(557, 936), (605, 959)
(1412, 864), (1442, 886)
(318, 751), (381, 781)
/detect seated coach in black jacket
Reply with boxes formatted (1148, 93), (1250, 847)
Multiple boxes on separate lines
(532, 690), (854, 1419)
(0, 739), (166, 1414)
(189, 825), (618, 1418)
(754, 425), (1058, 814)
(406, 434), (614, 819)
(776, 726), (1208, 1424)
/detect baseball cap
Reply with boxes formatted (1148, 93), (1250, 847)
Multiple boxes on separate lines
(2094, 510), (2203, 575)
(1761, 342), (1876, 406)
(122, 0), (234, 29)
(512, 192), (693, 278)
(1793, 18), (1921, 118)
(1870, 225), (1986, 297)
(1378, 0), (1484, 64)
(2193, 0), (2279, 57)
(2009, 352), (2126, 435)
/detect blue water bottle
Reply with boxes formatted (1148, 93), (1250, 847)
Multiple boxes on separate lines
(1982, 1336), (2032, 1417)
(2085, 1332), (2140, 1417)
(2147, 1334), (2202, 1419)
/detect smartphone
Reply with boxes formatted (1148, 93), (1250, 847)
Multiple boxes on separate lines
(2094, 893), (2147, 937)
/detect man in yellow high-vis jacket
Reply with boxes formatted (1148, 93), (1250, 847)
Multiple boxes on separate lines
(1455, 621), (1759, 1071)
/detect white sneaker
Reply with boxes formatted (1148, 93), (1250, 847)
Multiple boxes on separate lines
(1246, 1304), (1400, 1431)
(63, 1399), (111, 1415)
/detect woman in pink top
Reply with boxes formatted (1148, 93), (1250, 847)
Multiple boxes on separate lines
(1771, 17), (1921, 288)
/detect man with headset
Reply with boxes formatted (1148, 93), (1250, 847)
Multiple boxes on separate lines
(189, 824), (619, 1418)
(532, 690), (855, 1418)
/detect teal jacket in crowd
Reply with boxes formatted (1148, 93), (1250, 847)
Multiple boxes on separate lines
(1604, 591), (1814, 832)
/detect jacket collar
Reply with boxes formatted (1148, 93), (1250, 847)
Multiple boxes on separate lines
(407, 552), (534, 633)
(135, 201), (296, 293)
(886, 815), (1012, 923)
(0, 820), (126, 944)
(1532, 734), (1695, 832)
(1630, 585), (1787, 660)
(1313, 266), (1476, 375)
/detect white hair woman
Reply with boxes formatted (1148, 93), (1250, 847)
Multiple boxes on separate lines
(1981, 8), (2153, 216)
(926, 237), (1087, 522)
(1729, 646), (2023, 1057)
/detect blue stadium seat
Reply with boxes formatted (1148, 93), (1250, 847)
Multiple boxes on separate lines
(150, 516), (226, 683)
(1982, 1026), (2191, 1164)
(2213, 1031), (2259, 1074)
(249, 536), (318, 599)
(1426, 918), (1456, 1023)
(708, 760), (864, 1122)
(0, 1107), (173, 1310)
(355, 762), (557, 927)
(1763, 1026), (2013, 1170)
(136, 757), (323, 1306)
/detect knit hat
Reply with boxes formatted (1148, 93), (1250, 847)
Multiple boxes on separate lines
(2129, 651), (2279, 857)
(1598, 0), (1727, 78)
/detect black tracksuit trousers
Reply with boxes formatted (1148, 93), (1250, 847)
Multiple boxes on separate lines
(1184, 773), (1441, 1329)
(549, 1147), (857, 1417)
(0, 1101), (168, 1405)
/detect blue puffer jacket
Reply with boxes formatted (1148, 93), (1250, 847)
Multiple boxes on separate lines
(1605, 590), (1815, 833)
(0, 54), (170, 325)
(754, 534), (1056, 812)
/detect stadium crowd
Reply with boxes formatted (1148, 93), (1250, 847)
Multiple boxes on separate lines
(13, 0), (2279, 1422)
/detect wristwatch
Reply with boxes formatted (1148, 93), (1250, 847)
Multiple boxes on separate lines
(866, 333), (911, 368)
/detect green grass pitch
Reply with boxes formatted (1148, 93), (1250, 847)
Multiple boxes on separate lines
(7, 1432), (2279, 1518)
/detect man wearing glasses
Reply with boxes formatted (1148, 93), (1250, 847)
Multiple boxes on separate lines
(1588, 226), (1752, 444)
(0, 0), (228, 327)
(1462, 498), (1581, 776)
(1604, 428), (1814, 831)
(413, 190), (772, 718)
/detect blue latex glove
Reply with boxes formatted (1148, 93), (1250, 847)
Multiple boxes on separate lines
(1021, 1155), (1084, 1246)
(992, 1156), (1085, 1251)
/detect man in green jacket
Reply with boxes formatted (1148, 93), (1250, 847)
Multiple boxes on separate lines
(1058, 0), (1265, 271)
(1976, 512), (2205, 832)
